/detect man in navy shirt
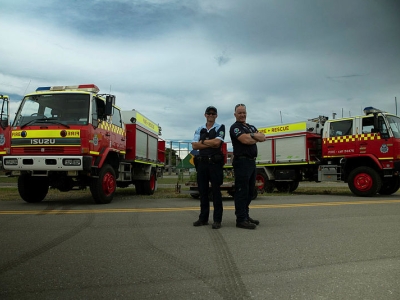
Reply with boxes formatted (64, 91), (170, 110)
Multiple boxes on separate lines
(192, 106), (225, 229)
(230, 104), (266, 229)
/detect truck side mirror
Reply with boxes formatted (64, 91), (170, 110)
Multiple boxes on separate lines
(105, 95), (115, 116)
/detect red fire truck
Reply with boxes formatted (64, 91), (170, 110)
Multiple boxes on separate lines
(255, 107), (400, 197)
(1, 84), (165, 203)
(0, 95), (10, 170)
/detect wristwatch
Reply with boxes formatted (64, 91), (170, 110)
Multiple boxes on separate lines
(250, 132), (255, 139)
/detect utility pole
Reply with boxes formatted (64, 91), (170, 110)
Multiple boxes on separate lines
(168, 141), (172, 175)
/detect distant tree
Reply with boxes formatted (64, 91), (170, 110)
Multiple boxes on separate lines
(165, 147), (178, 166)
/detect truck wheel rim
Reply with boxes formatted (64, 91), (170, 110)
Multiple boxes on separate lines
(354, 172), (373, 191)
(256, 174), (265, 190)
(102, 172), (116, 196)
(150, 174), (155, 190)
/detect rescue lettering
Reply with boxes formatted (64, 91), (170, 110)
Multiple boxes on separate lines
(143, 118), (155, 130)
(271, 126), (289, 132)
(30, 139), (56, 145)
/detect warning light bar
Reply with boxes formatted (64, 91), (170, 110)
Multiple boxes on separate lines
(363, 107), (384, 115)
(36, 84), (100, 93)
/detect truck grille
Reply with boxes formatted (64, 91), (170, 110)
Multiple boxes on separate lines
(12, 147), (81, 155)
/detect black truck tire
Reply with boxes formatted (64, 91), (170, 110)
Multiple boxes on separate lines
(378, 177), (400, 195)
(135, 181), (144, 195)
(142, 171), (157, 195)
(275, 181), (299, 193)
(18, 174), (49, 203)
(90, 164), (116, 204)
(348, 166), (382, 197)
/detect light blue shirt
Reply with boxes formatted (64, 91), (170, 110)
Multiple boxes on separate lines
(192, 123), (225, 142)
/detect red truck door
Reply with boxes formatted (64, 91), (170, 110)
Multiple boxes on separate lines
(323, 118), (356, 157)
(357, 115), (395, 163)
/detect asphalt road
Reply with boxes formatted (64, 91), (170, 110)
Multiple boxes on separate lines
(1, 193), (400, 300)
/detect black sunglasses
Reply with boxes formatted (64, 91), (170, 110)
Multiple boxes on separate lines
(206, 112), (217, 115)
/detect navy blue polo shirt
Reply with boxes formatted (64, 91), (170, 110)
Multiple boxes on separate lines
(229, 121), (258, 158)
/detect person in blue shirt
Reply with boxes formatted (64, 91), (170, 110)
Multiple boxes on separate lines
(191, 106), (225, 229)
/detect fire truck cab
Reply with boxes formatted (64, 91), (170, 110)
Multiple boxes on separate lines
(2, 84), (165, 204)
(255, 107), (400, 197)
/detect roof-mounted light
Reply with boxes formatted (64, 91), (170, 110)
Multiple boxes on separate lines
(36, 86), (51, 91)
(35, 84), (100, 93)
(363, 107), (384, 115)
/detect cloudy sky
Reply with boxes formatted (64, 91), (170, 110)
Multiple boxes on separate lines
(1, 0), (400, 144)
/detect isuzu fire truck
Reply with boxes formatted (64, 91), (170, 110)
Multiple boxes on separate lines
(0, 95), (10, 169)
(255, 107), (400, 197)
(1, 84), (165, 204)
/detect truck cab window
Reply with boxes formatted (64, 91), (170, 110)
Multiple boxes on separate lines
(386, 115), (400, 138)
(362, 116), (374, 134)
(378, 116), (389, 138)
(329, 120), (352, 137)
(112, 107), (122, 128)
(94, 97), (106, 121)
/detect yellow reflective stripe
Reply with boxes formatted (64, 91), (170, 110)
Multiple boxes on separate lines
(0, 151), (6, 154)
(97, 122), (126, 136)
(135, 112), (159, 134)
(11, 130), (80, 138)
(259, 122), (307, 135)
(324, 133), (381, 144)
(90, 151), (100, 155)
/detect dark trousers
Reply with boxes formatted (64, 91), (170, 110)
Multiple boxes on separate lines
(196, 161), (224, 222)
(232, 157), (256, 223)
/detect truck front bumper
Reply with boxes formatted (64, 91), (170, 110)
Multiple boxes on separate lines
(2, 156), (92, 171)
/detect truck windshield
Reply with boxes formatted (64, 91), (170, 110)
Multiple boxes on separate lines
(386, 115), (400, 138)
(13, 93), (90, 127)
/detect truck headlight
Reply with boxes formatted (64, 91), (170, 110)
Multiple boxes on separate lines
(63, 159), (81, 166)
(4, 158), (18, 165)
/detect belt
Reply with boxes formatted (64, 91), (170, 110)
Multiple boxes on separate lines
(236, 155), (256, 160)
(197, 156), (212, 162)
(197, 156), (217, 163)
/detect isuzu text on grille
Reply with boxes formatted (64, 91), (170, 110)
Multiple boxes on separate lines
(30, 139), (56, 144)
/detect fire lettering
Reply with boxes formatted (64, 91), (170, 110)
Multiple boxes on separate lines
(67, 131), (79, 136)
